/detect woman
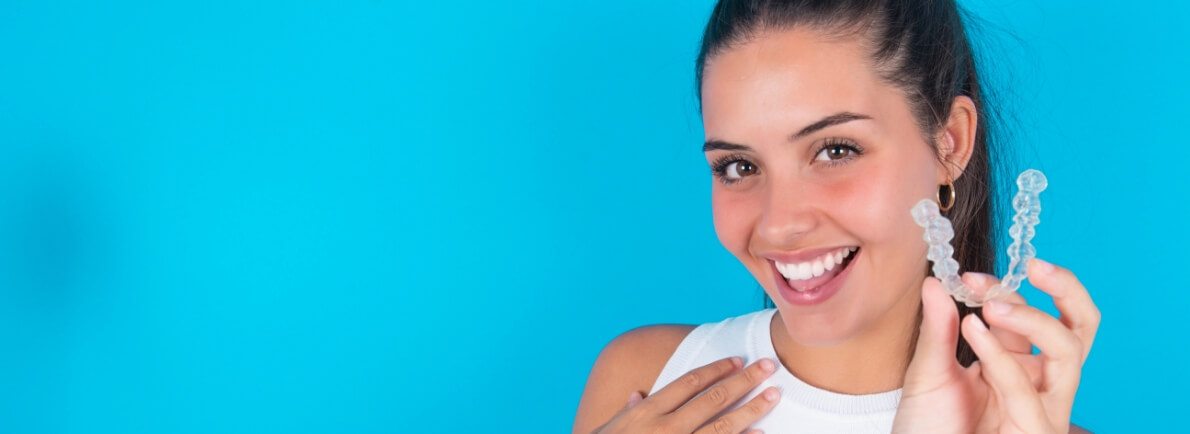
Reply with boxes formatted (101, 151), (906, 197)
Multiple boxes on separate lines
(573, 0), (1100, 433)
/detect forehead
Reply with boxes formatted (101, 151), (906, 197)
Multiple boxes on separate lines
(700, 28), (901, 138)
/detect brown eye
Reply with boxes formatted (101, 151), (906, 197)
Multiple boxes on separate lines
(812, 140), (865, 167)
(710, 153), (760, 185)
(725, 160), (758, 181)
(815, 144), (853, 161)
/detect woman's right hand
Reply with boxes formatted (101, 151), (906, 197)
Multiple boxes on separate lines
(590, 356), (782, 434)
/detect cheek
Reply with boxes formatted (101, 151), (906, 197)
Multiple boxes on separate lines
(830, 161), (935, 284)
(710, 187), (752, 255)
(830, 155), (934, 234)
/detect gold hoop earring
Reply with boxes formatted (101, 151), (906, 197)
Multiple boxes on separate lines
(938, 179), (957, 212)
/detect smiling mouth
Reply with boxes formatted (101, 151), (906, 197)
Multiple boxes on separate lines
(774, 247), (860, 292)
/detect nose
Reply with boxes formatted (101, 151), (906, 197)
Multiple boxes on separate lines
(756, 179), (822, 247)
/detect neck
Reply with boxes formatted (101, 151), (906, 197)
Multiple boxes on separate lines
(769, 288), (922, 395)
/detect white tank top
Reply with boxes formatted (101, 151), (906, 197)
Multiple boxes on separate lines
(647, 308), (902, 433)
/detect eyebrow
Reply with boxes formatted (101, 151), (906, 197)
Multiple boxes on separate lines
(702, 111), (873, 153)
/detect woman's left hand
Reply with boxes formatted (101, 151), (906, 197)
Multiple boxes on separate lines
(892, 257), (1101, 434)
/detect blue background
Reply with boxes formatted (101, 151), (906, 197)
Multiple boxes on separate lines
(1, 1), (1185, 432)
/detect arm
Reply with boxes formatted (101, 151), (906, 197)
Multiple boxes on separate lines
(571, 325), (694, 434)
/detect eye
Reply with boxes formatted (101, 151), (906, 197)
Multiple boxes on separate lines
(709, 153), (758, 185)
(812, 139), (865, 167)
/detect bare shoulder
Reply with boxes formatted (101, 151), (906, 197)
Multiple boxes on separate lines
(571, 323), (697, 434)
(1070, 423), (1093, 434)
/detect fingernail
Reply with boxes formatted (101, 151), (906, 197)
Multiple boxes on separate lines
(762, 387), (780, 401)
(759, 358), (776, 373)
(965, 272), (988, 286)
(731, 356), (744, 368)
(986, 300), (1012, 316)
(627, 391), (643, 405)
(969, 315), (989, 333)
(1032, 257), (1055, 275)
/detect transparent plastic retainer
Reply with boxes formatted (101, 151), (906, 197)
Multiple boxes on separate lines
(911, 169), (1048, 307)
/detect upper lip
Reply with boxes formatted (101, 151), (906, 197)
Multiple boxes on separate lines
(762, 245), (858, 264)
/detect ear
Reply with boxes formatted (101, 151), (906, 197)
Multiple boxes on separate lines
(935, 95), (978, 183)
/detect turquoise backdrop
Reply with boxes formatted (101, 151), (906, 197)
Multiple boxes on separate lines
(1, 1), (1185, 432)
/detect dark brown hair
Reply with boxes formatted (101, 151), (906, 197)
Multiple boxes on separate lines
(696, 0), (1009, 367)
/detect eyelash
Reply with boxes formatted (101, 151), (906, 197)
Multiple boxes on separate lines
(709, 139), (866, 185)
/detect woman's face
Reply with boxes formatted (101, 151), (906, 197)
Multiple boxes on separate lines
(700, 28), (952, 346)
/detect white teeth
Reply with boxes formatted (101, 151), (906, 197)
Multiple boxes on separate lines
(775, 247), (857, 281)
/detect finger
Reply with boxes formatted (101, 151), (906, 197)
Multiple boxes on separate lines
(1027, 258), (1101, 361)
(994, 291), (1034, 353)
(959, 270), (995, 301)
(646, 356), (742, 413)
(692, 386), (780, 434)
(962, 314), (1053, 433)
(907, 277), (961, 375)
(963, 272), (1031, 354)
(987, 300), (1044, 389)
(972, 335), (1046, 392)
(1011, 352), (1045, 391)
(982, 300), (1084, 404)
(671, 358), (778, 430)
(626, 391), (643, 409)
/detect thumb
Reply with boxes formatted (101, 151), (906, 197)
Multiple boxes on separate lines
(908, 277), (960, 374)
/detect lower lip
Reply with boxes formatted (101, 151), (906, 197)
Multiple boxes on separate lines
(773, 248), (860, 306)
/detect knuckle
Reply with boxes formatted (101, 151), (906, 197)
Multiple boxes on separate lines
(710, 417), (735, 434)
(1050, 329), (1083, 360)
(1051, 262), (1075, 280)
(682, 371), (704, 389)
(1066, 334), (1085, 359)
(707, 385), (729, 405)
(744, 399), (766, 418)
(743, 364), (763, 383)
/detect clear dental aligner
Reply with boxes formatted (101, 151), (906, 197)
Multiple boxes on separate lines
(910, 169), (1049, 307)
